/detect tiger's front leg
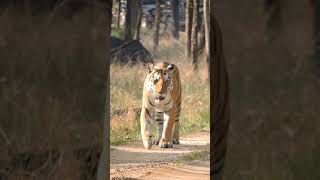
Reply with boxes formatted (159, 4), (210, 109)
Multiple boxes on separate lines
(159, 107), (176, 148)
(140, 107), (153, 149)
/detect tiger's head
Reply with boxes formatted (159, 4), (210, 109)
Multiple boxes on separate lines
(146, 62), (175, 103)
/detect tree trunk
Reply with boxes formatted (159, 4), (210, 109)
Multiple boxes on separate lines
(185, 0), (193, 60)
(136, 0), (142, 40)
(130, 0), (139, 34)
(203, 0), (209, 74)
(153, 0), (161, 52)
(264, 0), (283, 41)
(198, 20), (205, 55)
(210, 14), (230, 180)
(125, 0), (132, 41)
(191, 0), (199, 71)
(172, 0), (180, 39)
(97, 1), (112, 179)
(117, 0), (121, 29)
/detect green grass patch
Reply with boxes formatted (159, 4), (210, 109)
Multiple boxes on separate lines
(111, 27), (125, 40)
(175, 150), (209, 164)
(110, 121), (140, 146)
(180, 111), (210, 135)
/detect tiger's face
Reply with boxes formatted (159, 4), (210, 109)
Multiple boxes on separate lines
(147, 63), (174, 103)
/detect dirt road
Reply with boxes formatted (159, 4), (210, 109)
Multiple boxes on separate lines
(110, 130), (210, 180)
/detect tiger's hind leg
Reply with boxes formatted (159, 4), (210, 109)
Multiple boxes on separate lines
(153, 111), (164, 145)
(172, 104), (181, 145)
(172, 121), (180, 145)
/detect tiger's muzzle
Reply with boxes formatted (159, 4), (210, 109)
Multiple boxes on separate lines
(156, 95), (165, 101)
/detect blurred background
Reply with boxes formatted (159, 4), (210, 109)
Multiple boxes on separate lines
(0, 0), (108, 179)
(215, 0), (320, 179)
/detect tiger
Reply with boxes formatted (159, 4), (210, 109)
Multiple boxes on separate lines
(210, 14), (231, 179)
(140, 62), (182, 149)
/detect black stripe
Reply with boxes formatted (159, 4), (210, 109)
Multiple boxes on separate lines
(164, 98), (171, 105)
(175, 119), (179, 122)
(212, 161), (225, 174)
(145, 108), (152, 119)
(156, 119), (163, 122)
(148, 99), (155, 107)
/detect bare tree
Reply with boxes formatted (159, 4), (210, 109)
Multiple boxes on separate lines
(198, 19), (205, 55)
(172, 0), (180, 39)
(153, 0), (161, 52)
(125, 0), (132, 41)
(117, 0), (121, 29)
(185, 0), (193, 59)
(130, 0), (139, 33)
(136, 0), (143, 40)
(191, 0), (199, 71)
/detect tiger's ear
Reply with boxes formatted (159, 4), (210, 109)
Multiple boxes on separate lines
(147, 63), (154, 73)
(167, 64), (174, 71)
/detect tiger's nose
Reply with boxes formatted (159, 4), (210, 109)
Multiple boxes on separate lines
(158, 88), (165, 94)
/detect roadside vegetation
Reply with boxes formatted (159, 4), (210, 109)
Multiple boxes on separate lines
(110, 31), (209, 146)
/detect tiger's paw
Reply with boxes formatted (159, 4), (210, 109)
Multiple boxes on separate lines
(159, 143), (173, 148)
(142, 135), (153, 150)
(159, 140), (173, 148)
(153, 139), (160, 145)
(172, 138), (180, 145)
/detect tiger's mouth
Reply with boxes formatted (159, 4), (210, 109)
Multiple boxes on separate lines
(156, 96), (165, 101)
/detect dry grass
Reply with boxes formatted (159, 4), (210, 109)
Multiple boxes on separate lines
(110, 32), (209, 145)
